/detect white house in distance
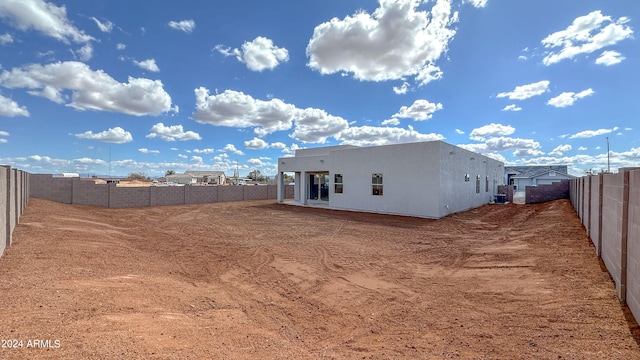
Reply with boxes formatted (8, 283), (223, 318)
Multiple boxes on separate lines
(504, 166), (575, 192)
(165, 171), (226, 185)
(276, 140), (504, 219)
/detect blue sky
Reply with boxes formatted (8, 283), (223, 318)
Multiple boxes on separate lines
(0, 0), (638, 178)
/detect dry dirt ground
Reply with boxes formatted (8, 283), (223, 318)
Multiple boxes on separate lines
(1, 198), (639, 359)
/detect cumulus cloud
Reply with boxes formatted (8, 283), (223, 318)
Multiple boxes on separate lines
(168, 19), (195, 33)
(549, 144), (571, 156)
(193, 87), (348, 143)
(222, 143), (244, 155)
(215, 36), (289, 72)
(290, 108), (349, 143)
(595, 50), (625, 66)
(497, 80), (550, 100)
(484, 137), (542, 155)
(248, 158), (264, 166)
(569, 127), (618, 139)
(335, 125), (444, 147)
(146, 122), (201, 141)
(244, 137), (269, 150)
(0, 61), (174, 116)
(74, 126), (133, 143)
(133, 58), (160, 72)
(75, 43), (93, 61)
(547, 88), (594, 108)
(0, 94), (29, 116)
(0, 0), (94, 43)
(541, 11), (633, 66)
(469, 123), (515, 141)
(192, 148), (214, 154)
(502, 104), (522, 112)
(116, 43), (126, 50)
(455, 129), (464, 135)
(393, 82), (410, 95)
(138, 148), (160, 154)
(391, 99), (443, 121)
(306, 0), (457, 87)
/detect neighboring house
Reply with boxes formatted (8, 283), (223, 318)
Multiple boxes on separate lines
(504, 166), (575, 191)
(165, 171), (226, 185)
(276, 140), (504, 219)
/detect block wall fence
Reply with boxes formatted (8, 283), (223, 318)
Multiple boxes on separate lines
(570, 169), (640, 326)
(1, 166), (30, 258)
(29, 174), (294, 208)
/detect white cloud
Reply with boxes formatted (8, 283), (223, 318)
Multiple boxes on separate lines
(484, 137), (541, 155)
(0, 130), (9, 136)
(541, 11), (633, 66)
(138, 148), (159, 154)
(168, 19), (195, 33)
(76, 44), (93, 61)
(234, 37), (289, 72)
(502, 104), (522, 112)
(133, 58), (160, 72)
(569, 127), (618, 139)
(465, 0), (488, 8)
(0, 94), (29, 116)
(270, 142), (287, 150)
(248, 158), (264, 166)
(0, 61), (174, 116)
(392, 99), (443, 121)
(177, 154), (188, 159)
(223, 143), (244, 155)
(0, 0), (94, 43)
(192, 148), (214, 154)
(306, 0), (457, 87)
(190, 155), (203, 164)
(74, 126), (133, 143)
(193, 88), (348, 143)
(244, 137), (269, 150)
(0, 138), (7, 144)
(469, 123), (515, 141)
(595, 50), (625, 66)
(116, 43), (126, 50)
(0, 33), (13, 45)
(578, 146), (587, 151)
(290, 108), (349, 143)
(146, 122), (201, 141)
(455, 129), (464, 135)
(549, 144), (571, 156)
(335, 125), (444, 147)
(547, 88), (594, 108)
(497, 80), (549, 100)
(194, 88), (294, 136)
(393, 82), (410, 95)
(381, 118), (400, 126)
(90, 17), (114, 33)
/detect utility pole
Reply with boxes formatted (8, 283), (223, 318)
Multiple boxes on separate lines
(606, 136), (610, 173)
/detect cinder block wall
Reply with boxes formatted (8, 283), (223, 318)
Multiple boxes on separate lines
(496, 185), (513, 202)
(1, 166), (30, 258)
(525, 180), (570, 204)
(72, 178), (109, 207)
(570, 169), (640, 326)
(601, 172), (625, 298)
(627, 170), (640, 326)
(30, 174), (73, 203)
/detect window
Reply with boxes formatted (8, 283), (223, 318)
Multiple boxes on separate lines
(372, 173), (383, 196)
(485, 175), (489, 192)
(476, 175), (481, 194)
(334, 174), (343, 193)
(464, 174), (470, 182)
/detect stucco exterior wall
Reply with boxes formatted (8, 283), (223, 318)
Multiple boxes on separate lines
(279, 141), (503, 219)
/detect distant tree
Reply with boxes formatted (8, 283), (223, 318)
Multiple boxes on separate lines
(282, 173), (294, 183)
(247, 169), (266, 182)
(128, 172), (150, 181)
(165, 170), (176, 176)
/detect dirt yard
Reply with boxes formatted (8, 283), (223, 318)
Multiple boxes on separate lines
(0, 198), (638, 359)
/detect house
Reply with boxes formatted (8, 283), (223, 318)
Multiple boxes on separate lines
(276, 140), (504, 219)
(504, 166), (575, 192)
(165, 171), (226, 185)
